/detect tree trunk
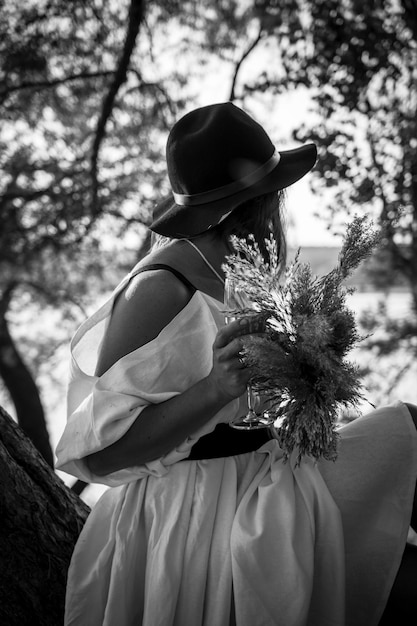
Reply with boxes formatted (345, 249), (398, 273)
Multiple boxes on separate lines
(0, 311), (54, 467)
(0, 405), (90, 626)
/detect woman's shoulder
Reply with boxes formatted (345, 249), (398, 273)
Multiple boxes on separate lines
(95, 261), (195, 376)
(133, 240), (192, 275)
(131, 242), (196, 295)
(136, 240), (224, 304)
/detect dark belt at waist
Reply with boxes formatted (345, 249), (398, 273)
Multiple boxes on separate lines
(185, 423), (272, 460)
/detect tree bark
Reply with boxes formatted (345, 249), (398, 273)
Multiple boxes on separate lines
(0, 405), (90, 625)
(0, 310), (54, 467)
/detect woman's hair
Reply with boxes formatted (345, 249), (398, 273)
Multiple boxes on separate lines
(210, 190), (287, 269)
(151, 190), (287, 270)
(150, 230), (172, 251)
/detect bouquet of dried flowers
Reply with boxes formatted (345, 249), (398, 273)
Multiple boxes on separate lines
(223, 216), (380, 465)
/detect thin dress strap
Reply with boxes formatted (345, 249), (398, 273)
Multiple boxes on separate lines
(130, 263), (196, 294)
(181, 240), (225, 285)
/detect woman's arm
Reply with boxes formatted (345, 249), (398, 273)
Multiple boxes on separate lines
(86, 270), (251, 476)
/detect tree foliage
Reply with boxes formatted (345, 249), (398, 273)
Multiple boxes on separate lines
(213, 0), (417, 400)
(0, 0), (183, 462)
(242, 1), (417, 304)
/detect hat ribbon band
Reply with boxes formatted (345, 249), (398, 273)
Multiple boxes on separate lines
(172, 150), (281, 207)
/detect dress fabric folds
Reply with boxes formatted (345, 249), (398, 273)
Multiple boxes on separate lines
(56, 269), (417, 626)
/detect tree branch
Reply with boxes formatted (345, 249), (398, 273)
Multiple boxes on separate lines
(128, 68), (177, 117)
(0, 315), (54, 467)
(366, 124), (411, 276)
(90, 0), (146, 216)
(0, 71), (115, 99)
(229, 26), (264, 102)
(0, 282), (18, 317)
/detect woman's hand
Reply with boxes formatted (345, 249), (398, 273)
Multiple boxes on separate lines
(206, 318), (256, 403)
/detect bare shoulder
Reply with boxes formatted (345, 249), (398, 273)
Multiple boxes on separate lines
(95, 269), (194, 376)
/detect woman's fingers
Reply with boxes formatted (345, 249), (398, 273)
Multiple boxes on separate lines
(207, 316), (265, 401)
(214, 316), (265, 349)
(213, 318), (251, 349)
(216, 336), (245, 361)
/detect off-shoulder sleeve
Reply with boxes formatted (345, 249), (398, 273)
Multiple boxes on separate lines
(55, 292), (239, 486)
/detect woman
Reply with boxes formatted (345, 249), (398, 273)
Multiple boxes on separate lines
(56, 103), (417, 626)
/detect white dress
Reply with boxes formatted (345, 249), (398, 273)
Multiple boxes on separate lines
(56, 266), (417, 626)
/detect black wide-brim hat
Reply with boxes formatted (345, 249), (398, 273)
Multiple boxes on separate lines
(150, 102), (317, 238)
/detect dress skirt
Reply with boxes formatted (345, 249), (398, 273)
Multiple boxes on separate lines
(63, 402), (417, 626)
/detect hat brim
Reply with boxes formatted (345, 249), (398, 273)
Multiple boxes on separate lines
(150, 143), (317, 238)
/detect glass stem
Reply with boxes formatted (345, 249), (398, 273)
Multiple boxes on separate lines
(245, 384), (257, 421)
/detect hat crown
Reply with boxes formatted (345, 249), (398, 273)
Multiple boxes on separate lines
(167, 103), (275, 196)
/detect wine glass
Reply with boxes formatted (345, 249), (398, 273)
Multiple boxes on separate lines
(224, 277), (275, 430)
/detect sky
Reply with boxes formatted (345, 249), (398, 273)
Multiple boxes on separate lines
(285, 177), (340, 247)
